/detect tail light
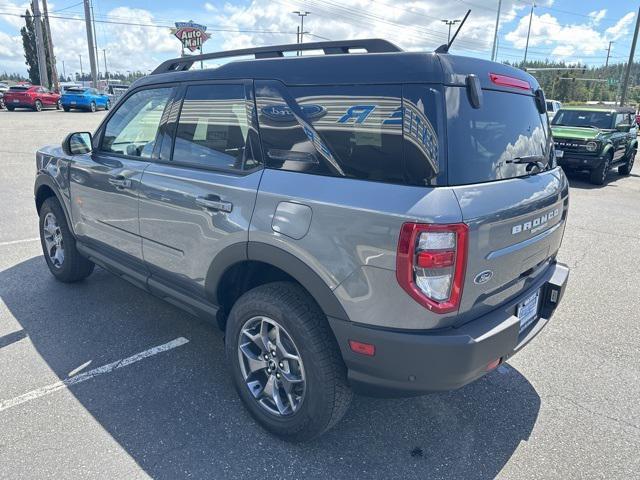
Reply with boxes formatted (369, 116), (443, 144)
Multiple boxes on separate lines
(396, 223), (468, 314)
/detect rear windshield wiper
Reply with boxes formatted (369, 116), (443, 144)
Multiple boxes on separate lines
(506, 155), (547, 173)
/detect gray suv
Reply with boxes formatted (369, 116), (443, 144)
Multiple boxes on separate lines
(34, 40), (570, 441)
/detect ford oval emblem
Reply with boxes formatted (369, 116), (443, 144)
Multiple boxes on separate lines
(474, 270), (493, 285)
(261, 104), (325, 122)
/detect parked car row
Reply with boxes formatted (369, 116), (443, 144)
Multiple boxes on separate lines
(1, 84), (113, 112)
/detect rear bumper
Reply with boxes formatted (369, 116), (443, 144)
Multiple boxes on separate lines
(5, 100), (35, 108)
(329, 261), (569, 397)
(61, 99), (92, 108)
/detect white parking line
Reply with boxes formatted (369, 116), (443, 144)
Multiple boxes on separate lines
(0, 238), (40, 247)
(0, 337), (189, 413)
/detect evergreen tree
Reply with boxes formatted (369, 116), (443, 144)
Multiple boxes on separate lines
(19, 8), (54, 87)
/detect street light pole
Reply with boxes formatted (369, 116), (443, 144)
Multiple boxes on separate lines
(292, 10), (310, 55)
(491, 0), (503, 62)
(441, 19), (461, 43)
(523, 2), (536, 65)
(103, 49), (108, 82)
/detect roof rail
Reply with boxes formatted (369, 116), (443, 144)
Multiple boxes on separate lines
(151, 39), (403, 75)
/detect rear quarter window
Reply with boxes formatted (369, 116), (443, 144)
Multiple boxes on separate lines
(254, 81), (440, 186)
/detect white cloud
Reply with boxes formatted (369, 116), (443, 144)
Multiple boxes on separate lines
(504, 10), (636, 62)
(588, 9), (607, 26)
(204, 2), (217, 13)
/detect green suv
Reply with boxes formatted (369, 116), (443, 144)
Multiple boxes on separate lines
(551, 106), (637, 185)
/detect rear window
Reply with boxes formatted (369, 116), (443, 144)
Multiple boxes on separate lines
(446, 88), (550, 185)
(552, 110), (614, 129)
(66, 88), (86, 93)
(9, 86), (29, 91)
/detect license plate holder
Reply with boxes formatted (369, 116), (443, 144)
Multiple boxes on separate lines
(555, 149), (564, 158)
(71, 101), (76, 105)
(12, 99), (19, 103)
(517, 289), (540, 333)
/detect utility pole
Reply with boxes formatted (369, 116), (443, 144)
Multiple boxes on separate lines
(103, 49), (108, 82)
(296, 25), (300, 45)
(523, 2), (536, 65)
(79, 54), (83, 80)
(83, 0), (98, 88)
(491, 0), (502, 62)
(619, 6), (640, 106)
(441, 19), (461, 44)
(90, 0), (99, 79)
(41, 0), (59, 92)
(62, 60), (66, 80)
(605, 41), (614, 68)
(292, 10), (310, 50)
(31, 0), (49, 88)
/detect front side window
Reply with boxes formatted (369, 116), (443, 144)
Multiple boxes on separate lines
(101, 87), (173, 158)
(172, 84), (255, 171)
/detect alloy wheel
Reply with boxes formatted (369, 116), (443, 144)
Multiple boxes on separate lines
(42, 212), (65, 268)
(238, 316), (306, 417)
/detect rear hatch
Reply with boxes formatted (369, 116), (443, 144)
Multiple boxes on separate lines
(444, 85), (569, 324)
(5, 86), (31, 102)
(62, 88), (87, 103)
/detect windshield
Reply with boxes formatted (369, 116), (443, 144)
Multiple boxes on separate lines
(552, 110), (613, 129)
(446, 88), (550, 185)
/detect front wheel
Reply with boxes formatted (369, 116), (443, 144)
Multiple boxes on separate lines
(225, 282), (352, 441)
(619, 149), (636, 175)
(39, 197), (94, 282)
(590, 154), (611, 185)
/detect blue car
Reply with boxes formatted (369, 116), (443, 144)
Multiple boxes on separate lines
(61, 87), (110, 112)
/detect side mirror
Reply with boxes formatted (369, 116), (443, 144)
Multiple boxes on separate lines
(616, 124), (631, 133)
(62, 132), (93, 155)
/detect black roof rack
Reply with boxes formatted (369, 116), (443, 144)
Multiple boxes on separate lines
(151, 39), (403, 75)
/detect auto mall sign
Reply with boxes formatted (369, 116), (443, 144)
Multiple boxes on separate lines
(171, 21), (211, 52)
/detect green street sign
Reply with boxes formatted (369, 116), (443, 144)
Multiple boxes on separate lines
(607, 78), (619, 86)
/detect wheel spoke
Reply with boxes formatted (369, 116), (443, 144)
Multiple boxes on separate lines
(239, 343), (267, 374)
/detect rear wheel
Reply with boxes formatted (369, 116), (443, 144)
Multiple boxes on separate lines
(619, 149), (636, 176)
(7, 106), (14, 111)
(89, 101), (96, 112)
(56, 99), (61, 110)
(590, 153), (612, 185)
(63, 106), (70, 112)
(39, 197), (94, 282)
(34, 100), (42, 112)
(105, 100), (110, 110)
(225, 282), (352, 441)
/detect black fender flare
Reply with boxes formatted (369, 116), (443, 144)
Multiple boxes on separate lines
(34, 174), (74, 234)
(204, 241), (349, 321)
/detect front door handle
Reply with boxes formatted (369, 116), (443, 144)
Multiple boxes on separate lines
(108, 176), (132, 188)
(195, 196), (233, 213)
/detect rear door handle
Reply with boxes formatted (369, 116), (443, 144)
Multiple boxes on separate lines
(108, 176), (132, 188)
(195, 196), (233, 213)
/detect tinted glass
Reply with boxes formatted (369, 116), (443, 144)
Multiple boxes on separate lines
(172, 84), (255, 171)
(447, 88), (550, 185)
(552, 110), (614, 129)
(101, 87), (173, 158)
(9, 86), (29, 91)
(256, 81), (422, 185)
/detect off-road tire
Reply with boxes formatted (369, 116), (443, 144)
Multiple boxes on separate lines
(39, 197), (94, 282)
(619, 149), (636, 176)
(590, 152), (612, 185)
(225, 281), (352, 442)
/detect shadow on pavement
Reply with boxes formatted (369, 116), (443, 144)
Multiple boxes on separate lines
(1, 256), (541, 479)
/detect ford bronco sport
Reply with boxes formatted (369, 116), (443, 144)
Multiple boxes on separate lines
(34, 39), (570, 441)
(551, 105), (638, 185)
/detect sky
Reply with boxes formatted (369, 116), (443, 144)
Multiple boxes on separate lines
(0, 0), (637, 77)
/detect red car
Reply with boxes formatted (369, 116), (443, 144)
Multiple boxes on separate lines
(3, 85), (61, 111)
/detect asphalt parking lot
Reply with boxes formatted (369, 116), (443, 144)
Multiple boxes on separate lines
(0, 109), (639, 479)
